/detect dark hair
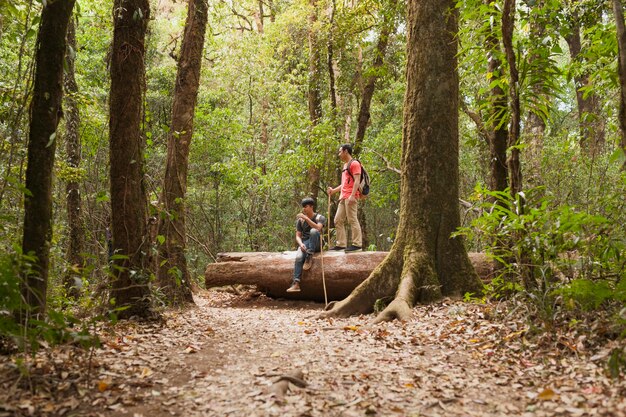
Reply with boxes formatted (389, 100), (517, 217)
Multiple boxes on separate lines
(340, 143), (353, 155)
(301, 197), (316, 208)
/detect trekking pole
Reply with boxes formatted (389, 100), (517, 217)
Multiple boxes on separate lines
(320, 225), (328, 308)
(327, 192), (331, 249)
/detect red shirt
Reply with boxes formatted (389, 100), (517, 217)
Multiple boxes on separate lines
(341, 160), (362, 200)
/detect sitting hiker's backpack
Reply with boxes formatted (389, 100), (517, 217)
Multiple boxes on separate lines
(347, 159), (371, 196)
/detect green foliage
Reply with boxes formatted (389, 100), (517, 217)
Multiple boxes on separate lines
(0, 250), (100, 353)
(457, 186), (624, 293)
(557, 278), (619, 311)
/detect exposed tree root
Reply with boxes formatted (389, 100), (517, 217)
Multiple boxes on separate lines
(374, 249), (440, 323)
(317, 249), (403, 319)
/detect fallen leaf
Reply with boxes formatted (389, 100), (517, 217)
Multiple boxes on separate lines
(537, 387), (558, 401)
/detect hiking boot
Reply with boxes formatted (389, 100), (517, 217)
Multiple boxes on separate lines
(286, 282), (301, 292)
(344, 245), (362, 252)
(303, 254), (313, 270)
(330, 246), (345, 251)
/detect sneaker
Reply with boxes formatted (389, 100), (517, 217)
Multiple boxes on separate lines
(330, 246), (346, 251)
(344, 245), (362, 252)
(286, 282), (301, 292)
(303, 254), (313, 270)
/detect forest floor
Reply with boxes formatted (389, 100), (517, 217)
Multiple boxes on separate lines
(0, 289), (625, 417)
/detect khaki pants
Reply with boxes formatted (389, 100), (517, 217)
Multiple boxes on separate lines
(334, 198), (362, 247)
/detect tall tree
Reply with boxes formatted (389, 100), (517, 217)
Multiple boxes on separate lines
(157, 0), (208, 304)
(321, 0), (481, 322)
(461, 0), (508, 194)
(63, 16), (84, 299)
(21, 0), (76, 318)
(353, 0), (398, 156)
(564, 22), (605, 156)
(612, 0), (626, 167)
(109, 0), (152, 318)
(352, 0), (399, 249)
(306, 0), (322, 199)
(502, 0), (523, 196)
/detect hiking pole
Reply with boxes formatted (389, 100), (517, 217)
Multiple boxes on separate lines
(320, 225), (328, 308)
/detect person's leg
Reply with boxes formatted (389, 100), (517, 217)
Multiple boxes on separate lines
(306, 229), (321, 253)
(334, 199), (347, 248)
(346, 201), (362, 247)
(292, 248), (306, 282)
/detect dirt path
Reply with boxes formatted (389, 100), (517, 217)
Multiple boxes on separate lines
(1, 290), (624, 416)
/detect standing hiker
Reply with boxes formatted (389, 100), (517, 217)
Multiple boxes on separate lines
(327, 143), (362, 252)
(286, 197), (326, 293)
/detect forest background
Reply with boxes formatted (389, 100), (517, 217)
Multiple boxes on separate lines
(0, 0), (625, 369)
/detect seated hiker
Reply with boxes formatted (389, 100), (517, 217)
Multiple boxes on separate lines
(286, 197), (326, 293)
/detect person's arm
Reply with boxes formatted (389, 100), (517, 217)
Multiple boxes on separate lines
(347, 173), (360, 204)
(327, 184), (341, 195)
(296, 213), (323, 232)
(295, 230), (306, 252)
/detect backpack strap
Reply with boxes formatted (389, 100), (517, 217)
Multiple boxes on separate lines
(345, 159), (360, 183)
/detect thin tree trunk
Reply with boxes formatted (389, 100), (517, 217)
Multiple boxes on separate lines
(20, 0), (76, 319)
(321, 0), (481, 322)
(328, 0), (339, 136)
(484, 1), (508, 193)
(63, 16), (84, 298)
(525, 6), (547, 186)
(614, 0), (626, 168)
(502, 0), (523, 195)
(307, 0), (322, 199)
(614, 0), (626, 169)
(353, 0), (397, 156)
(566, 24), (605, 156)
(565, 16), (606, 157)
(109, 0), (152, 318)
(352, 0), (398, 249)
(157, 0), (208, 305)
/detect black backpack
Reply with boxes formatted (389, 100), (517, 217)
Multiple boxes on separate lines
(346, 159), (371, 196)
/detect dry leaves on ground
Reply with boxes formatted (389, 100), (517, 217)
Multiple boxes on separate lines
(0, 290), (624, 416)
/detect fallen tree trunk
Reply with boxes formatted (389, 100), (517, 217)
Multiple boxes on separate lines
(204, 251), (495, 302)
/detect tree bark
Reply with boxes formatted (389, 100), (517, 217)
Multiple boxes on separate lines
(306, 0), (322, 199)
(565, 25), (605, 157)
(319, 0), (482, 322)
(21, 0), (76, 318)
(525, 4), (547, 186)
(484, 2), (509, 194)
(205, 252), (493, 302)
(353, 0), (397, 156)
(109, 0), (152, 318)
(157, 0), (208, 305)
(613, 0), (626, 168)
(352, 0), (398, 249)
(502, 0), (523, 196)
(63, 16), (84, 299)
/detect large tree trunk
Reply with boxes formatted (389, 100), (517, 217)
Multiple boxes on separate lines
(156, 0), (208, 305)
(63, 16), (84, 299)
(320, 0), (482, 322)
(21, 0), (76, 318)
(502, 0), (523, 196)
(109, 0), (152, 318)
(613, 0), (626, 168)
(306, 0), (322, 199)
(205, 252), (493, 302)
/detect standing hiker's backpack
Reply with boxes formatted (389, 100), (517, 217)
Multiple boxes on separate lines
(347, 159), (371, 196)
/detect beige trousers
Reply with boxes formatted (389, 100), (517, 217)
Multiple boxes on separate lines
(334, 198), (362, 247)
